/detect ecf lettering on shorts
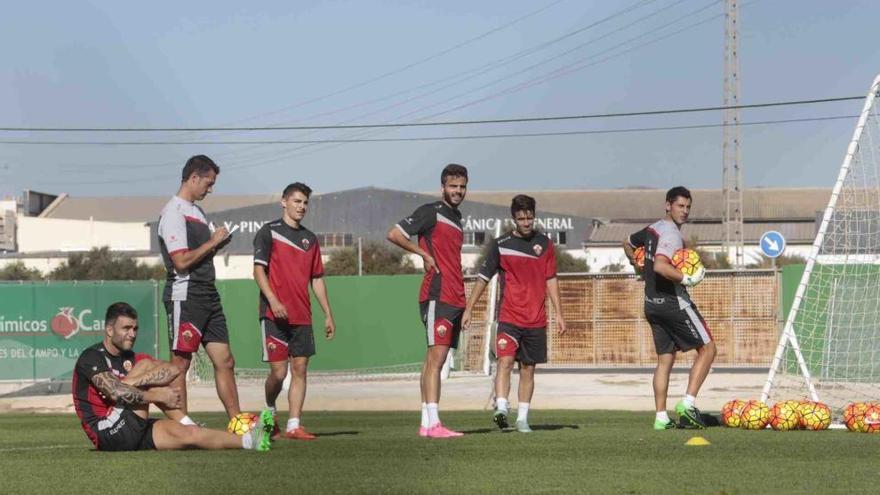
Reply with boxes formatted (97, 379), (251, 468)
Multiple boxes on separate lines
(165, 300), (229, 353)
(95, 408), (156, 452)
(645, 301), (713, 354)
(261, 318), (316, 361)
(495, 323), (548, 364)
(419, 301), (463, 348)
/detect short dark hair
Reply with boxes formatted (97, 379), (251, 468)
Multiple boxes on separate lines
(282, 182), (312, 199)
(181, 155), (220, 182)
(665, 186), (692, 203)
(441, 163), (468, 185)
(510, 194), (536, 217)
(105, 302), (138, 327)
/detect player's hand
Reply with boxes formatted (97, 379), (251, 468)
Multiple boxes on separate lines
(422, 253), (439, 274)
(154, 386), (182, 409)
(324, 315), (335, 340)
(681, 265), (705, 287)
(461, 309), (472, 330)
(556, 316), (567, 336)
(269, 299), (288, 320)
(210, 227), (229, 246)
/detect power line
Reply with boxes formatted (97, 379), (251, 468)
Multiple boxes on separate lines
(2, 115), (858, 146)
(0, 96), (861, 134)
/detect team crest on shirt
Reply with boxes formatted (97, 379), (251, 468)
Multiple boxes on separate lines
(267, 342), (276, 352)
(182, 330), (192, 344)
(123, 360), (133, 372)
(498, 337), (508, 350)
(302, 239), (310, 249)
(533, 244), (543, 256)
(436, 324), (447, 337)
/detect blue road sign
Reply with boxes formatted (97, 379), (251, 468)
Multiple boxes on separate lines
(760, 231), (786, 258)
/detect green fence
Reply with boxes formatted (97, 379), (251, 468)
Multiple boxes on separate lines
(0, 281), (159, 381)
(159, 275), (428, 373)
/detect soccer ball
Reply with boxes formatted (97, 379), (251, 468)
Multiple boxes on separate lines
(769, 402), (799, 431)
(672, 248), (703, 276)
(863, 404), (880, 433)
(799, 401), (832, 431)
(721, 399), (747, 428)
(844, 402), (870, 432)
(739, 400), (770, 430)
(633, 246), (646, 271)
(227, 412), (258, 435)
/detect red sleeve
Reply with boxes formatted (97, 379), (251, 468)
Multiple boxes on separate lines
(545, 240), (557, 279)
(134, 352), (154, 363)
(311, 241), (324, 278)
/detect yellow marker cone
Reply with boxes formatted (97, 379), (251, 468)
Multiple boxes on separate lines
(685, 436), (711, 446)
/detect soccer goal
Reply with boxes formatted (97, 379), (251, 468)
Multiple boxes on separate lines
(761, 73), (880, 412)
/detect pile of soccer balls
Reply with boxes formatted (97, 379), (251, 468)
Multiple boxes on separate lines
(721, 399), (880, 432)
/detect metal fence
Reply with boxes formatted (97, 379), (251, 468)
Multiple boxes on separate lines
(460, 270), (779, 371)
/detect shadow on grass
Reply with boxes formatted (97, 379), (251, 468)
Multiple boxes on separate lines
(316, 431), (360, 437)
(460, 428), (496, 435)
(531, 424), (580, 431)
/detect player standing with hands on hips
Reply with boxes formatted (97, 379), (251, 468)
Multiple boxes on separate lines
(623, 186), (714, 430)
(387, 164), (468, 438)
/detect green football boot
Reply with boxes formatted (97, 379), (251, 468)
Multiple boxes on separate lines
(675, 400), (707, 429)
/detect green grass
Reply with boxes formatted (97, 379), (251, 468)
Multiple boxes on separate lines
(1, 410), (877, 494)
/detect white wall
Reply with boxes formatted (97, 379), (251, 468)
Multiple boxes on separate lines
(16, 216), (150, 253)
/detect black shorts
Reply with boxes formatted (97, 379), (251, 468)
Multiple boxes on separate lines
(419, 300), (463, 349)
(495, 323), (547, 365)
(644, 300), (713, 354)
(165, 299), (229, 354)
(261, 318), (316, 361)
(95, 408), (156, 452)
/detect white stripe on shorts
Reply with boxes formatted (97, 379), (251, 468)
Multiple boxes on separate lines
(172, 300), (181, 350)
(684, 306), (711, 344)
(426, 301), (436, 346)
(261, 319), (268, 361)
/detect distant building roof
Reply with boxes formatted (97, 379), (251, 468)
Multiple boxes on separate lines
(586, 221), (817, 246)
(40, 187), (831, 224)
(465, 188), (831, 222)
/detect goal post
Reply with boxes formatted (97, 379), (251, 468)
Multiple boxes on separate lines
(761, 73), (880, 411)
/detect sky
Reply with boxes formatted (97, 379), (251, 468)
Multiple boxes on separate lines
(0, 0), (878, 198)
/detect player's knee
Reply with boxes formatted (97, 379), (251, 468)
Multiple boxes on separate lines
(213, 354), (235, 371)
(291, 362), (308, 377)
(268, 366), (287, 383)
(171, 353), (192, 372)
(701, 341), (717, 359)
(497, 359), (515, 372)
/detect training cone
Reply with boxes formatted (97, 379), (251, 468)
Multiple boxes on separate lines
(685, 436), (711, 446)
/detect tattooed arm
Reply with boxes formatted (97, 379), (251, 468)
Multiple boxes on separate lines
(91, 371), (181, 408)
(122, 360), (179, 388)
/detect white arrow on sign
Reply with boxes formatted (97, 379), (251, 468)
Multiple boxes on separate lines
(763, 237), (779, 252)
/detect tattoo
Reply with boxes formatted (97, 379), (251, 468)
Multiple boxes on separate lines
(91, 372), (145, 406)
(127, 366), (176, 387)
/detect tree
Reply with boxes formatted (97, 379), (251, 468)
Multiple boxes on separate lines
(323, 241), (417, 276)
(49, 247), (166, 280)
(0, 261), (44, 281)
(746, 252), (807, 269)
(601, 262), (626, 273)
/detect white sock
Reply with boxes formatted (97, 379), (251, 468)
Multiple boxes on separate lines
(420, 403), (429, 428)
(241, 432), (254, 450)
(286, 417), (300, 432)
(179, 415), (197, 426)
(496, 398), (509, 413)
(683, 394), (696, 408)
(656, 411), (670, 423)
(426, 403), (440, 427)
(517, 402), (530, 422)
(267, 405), (276, 414)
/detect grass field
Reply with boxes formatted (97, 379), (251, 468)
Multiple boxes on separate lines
(1, 410), (876, 494)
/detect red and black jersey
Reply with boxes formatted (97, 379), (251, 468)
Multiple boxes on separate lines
(396, 201), (465, 308)
(479, 232), (557, 328)
(253, 219), (324, 325)
(629, 219), (693, 309)
(72, 343), (152, 448)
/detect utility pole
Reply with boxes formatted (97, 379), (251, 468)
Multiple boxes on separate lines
(722, 0), (744, 268)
